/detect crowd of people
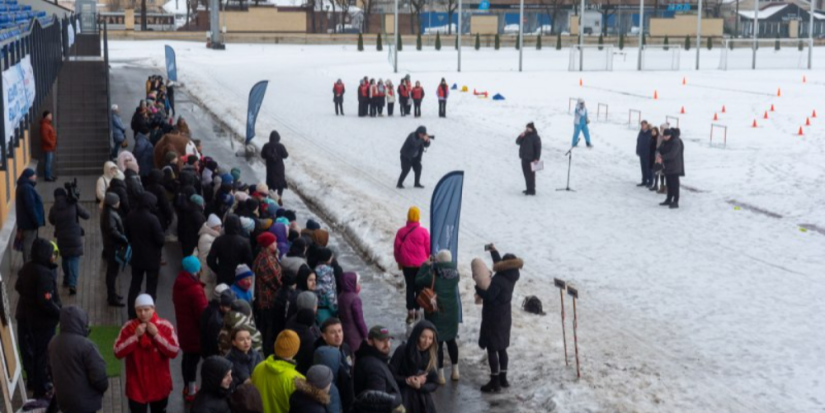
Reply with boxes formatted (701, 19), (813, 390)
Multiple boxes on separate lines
(336, 76), (451, 119)
(635, 121), (685, 209)
(13, 74), (526, 413)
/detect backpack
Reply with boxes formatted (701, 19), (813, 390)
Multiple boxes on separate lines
(522, 296), (545, 315)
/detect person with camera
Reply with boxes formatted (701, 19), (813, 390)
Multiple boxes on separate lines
(49, 186), (90, 295)
(396, 126), (431, 189)
(516, 122), (542, 196)
(656, 128), (685, 209)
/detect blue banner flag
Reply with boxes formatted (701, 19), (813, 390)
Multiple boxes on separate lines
(164, 45), (177, 82)
(430, 171), (464, 261)
(245, 81), (269, 145)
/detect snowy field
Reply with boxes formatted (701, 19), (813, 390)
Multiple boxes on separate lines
(110, 41), (825, 413)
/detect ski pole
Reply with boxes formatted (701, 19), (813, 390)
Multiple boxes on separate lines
(568, 285), (581, 379)
(554, 278), (568, 367)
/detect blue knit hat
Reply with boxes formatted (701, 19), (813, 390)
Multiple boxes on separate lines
(182, 256), (201, 274)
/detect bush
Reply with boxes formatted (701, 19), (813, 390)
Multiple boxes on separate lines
(598, 33), (604, 50)
(455, 34), (459, 50)
(708, 36), (713, 50)
(495, 33), (500, 50)
(358, 33), (364, 51)
(799, 39), (804, 51)
(436, 32), (442, 50)
(619, 32), (624, 50)
(642, 33), (647, 46)
(417, 33), (422, 51)
(775, 35), (780, 51)
(377, 33), (383, 51)
(684, 35), (690, 51)
(556, 32), (562, 50)
(475, 33), (480, 50)
(536, 33), (542, 50)
(664, 35), (669, 51)
(515, 33), (520, 50)
(397, 34), (403, 51)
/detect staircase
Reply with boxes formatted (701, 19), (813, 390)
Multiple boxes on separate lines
(54, 59), (111, 176)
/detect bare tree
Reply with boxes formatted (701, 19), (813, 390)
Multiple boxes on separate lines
(305, 0), (317, 32)
(334, 0), (352, 32)
(598, 0), (619, 36)
(409, 0), (425, 35)
(361, 0), (377, 32)
(538, 0), (566, 34)
(442, 0), (457, 34)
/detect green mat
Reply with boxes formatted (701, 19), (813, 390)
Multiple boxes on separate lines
(88, 325), (122, 378)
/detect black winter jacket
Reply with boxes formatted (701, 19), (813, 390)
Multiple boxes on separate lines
(226, 346), (264, 388)
(48, 306), (109, 413)
(351, 390), (400, 413)
(659, 136), (685, 176)
(516, 131), (542, 161)
(191, 356), (233, 413)
(48, 194), (90, 257)
(389, 321), (439, 413)
(15, 177), (45, 231)
(285, 308), (321, 375)
(262, 133), (290, 191)
(353, 341), (401, 407)
(144, 169), (173, 230)
(207, 214), (254, 286)
(15, 238), (62, 330)
(106, 178), (131, 216)
(476, 251), (522, 351)
(271, 287), (299, 349)
(124, 192), (165, 271)
(636, 129), (652, 159)
(100, 205), (128, 257)
(288, 379), (329, 413)
(399, 132), (430, 160)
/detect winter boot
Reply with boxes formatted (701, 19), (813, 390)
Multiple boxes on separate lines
(451, 364), (460, 381)
(659, 200), (672, 206)
(437, 368), (446, 385)
(649, 182), (658, 191)
(480, 374), (501, 393)
(499, 371), (510, 388)
(669, 202), (679, 209)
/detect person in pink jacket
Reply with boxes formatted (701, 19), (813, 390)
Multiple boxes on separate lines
(393, 206), (431, 324)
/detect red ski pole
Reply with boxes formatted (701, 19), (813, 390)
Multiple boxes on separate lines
(568, 285), (581, 379)
(554, 278), (569, 366)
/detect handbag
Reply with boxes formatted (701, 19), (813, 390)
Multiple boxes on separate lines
(115, 245), (132, 270)
(416, 266), (438, 314)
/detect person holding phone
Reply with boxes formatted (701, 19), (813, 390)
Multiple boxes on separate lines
(397, 127), (432, 189)
(516, 122), (542, 196)
(389, 321), (440, 413)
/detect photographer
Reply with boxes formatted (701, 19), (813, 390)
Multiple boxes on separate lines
(516, 122), (542, 196)
(49, 185), (90, 295)
(396, 126), (431, 189)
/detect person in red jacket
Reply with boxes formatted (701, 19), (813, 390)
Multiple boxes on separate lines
(393, 206), (431, 324)
(172, 256), (209, 402)
(411, 81), (425, 118)
(115, 294), (180, 413)
(40, 111), (57, 182)
(437, 78), (449, 118)
(333, 79), (345, 116)
(358, 79), (369, 118)
(397, 80), (410, 117)
(369, 79), (378, 117)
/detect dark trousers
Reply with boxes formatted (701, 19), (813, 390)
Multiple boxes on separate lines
(334, 97), (344, 115)
(358, 99), (366, 117)
(665, 174), (680, 203)
(256, 307), (276, 358)
(640, 156), (652, 185)
(521, 159), (536, 193)
(105, 254), (120, 302)
(487, 348), (509, 374)
(128, 397), (168, 413)
(369, 98), (377, 117)
(397, 155), (422, 187)
(182, 352), (200, 384)
(438, 100), (447, 117)
(413, 99), (422, 117)
(437, 339), (459, 368)
(377, 100), (384, 115)
(128, 266), (159, 318)
(399, 98), (408, 115)
(18, 323), (55, 398)
(402, 267), (420, 310)
(388, 102), (395, 116)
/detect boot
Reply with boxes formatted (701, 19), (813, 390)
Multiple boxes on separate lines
(649, 182), (658, 191)
(451, 364), (460, 381)
(437, 368), (446, 385)
(669, 202), (679, 209)
(659, 200), (672, 206)
(499, 371), (510, 388)
(480, 374), (501, 393)
(658, 185), (667, 194)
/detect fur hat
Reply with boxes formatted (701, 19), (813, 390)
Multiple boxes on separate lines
(436, 250), (452, 263)
(274, 330), (301, 360)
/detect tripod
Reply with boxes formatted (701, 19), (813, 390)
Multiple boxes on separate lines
(556, 146), (576, 192)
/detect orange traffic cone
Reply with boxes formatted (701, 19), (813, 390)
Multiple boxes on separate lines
(654, 90), (658, 100)
(777, 88), (781, 97)
(682, 77), (686, 85)
(763, 111), (769, 119)
(770, 104), (775, 112)
(722, 105), (727, 113)
(752, 119), (758, 128)
(579, 79), (583, 87)
(803, 75), (807, 83)
(713, 113), (718, 121)
(680, 106), (686, 114)
(806, 117), (811, 126)
(813, 110), (818, 118)
(798, 127), (804, 136)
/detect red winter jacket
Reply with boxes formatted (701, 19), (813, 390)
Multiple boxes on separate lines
(393, 221), (431, 268)
(437, 84), (449, 99)
(114, 314), (179, 404)
(333, 83), (345, 96)
(40, 119), (57, 152)
(398, 84), (409, 98)
(172, 271), (208, 353)
(411, 86), (425, 100)
(359, 84), (369, 98)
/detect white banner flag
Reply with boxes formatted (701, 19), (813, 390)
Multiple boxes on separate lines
(3, 56), (36, 146)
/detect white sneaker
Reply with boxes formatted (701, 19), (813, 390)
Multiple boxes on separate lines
(451, 364), (460, 381)
(437, 368), (446, 385)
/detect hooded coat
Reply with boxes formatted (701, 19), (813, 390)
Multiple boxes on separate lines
(96, 161), (119, 206)
(226, 346), (264, 389)
(200, 290), (235, 358)
(106, 177), (131, 216)
(144, 169), (174, 230)
(117, 150), (140, 175)
(416, 261), (460, 342)
(476, 251), (522, 351)
(15, 238), (61, 329)
(393, 222), (431, 268)
(218, 306), (264, 355)
(48, 191), (90, 257)
(48, 306), (109, 413)
(389, 321), (439, 413)
(271, 287), (299, 349)
(124, 169), (145, 211)
(288, 378), (331, 413)
(261, 132), (289, 191)
(312, 346), (344, 413)
(124, 192), (165, 271)
(285, 308), (321, 375)
(659, 134), (686, 176)
(353, 341), (401, 406)
(173, 270), (209, 354)
(268, 222), (290, 260)
(101, 201), (128, 258)
(208, 215), (254, 286)
(133, 132), (155, 178)
(15, 170), (45, 230)
(251, 356), (305, 413)
(191, 356), (233, 413)
(114, 312), (179, 404)
(198, 223), (222, 282)
(337, 272), (369, 352)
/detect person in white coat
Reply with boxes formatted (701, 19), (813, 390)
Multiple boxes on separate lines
(385, 80), (397, 117)
(96, 161), (123, 209)
(198, 213), (223, 298)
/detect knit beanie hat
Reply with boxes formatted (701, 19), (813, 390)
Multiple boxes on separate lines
(207, 214), (222, 228)
(189, 194), (204, 207)
(274, 330), (301, 360)
(316, 247), (333, 264)
(297, 291), (318, 311)
(104, 192), (120, 207)
(240, 217), (256, 233)
(436, 250), (452, 263)
(182, 256), (201, 274)
(134, 293), (154, 308)
(256, 232), (277, 249)
(284, 210), (297, 222)
(256, 183), (269, 194)
(306, 365), (334, 389)
(306, 219), (321, 231)
(219, 289), (236, 307)
(407, 206), (420, 223)
(165, 151), (178, 163)
(220, 173), (234, 185)
(214, 283), (231, 300)
(231, 299), (252, 316)
(235, 264), (254, 281)
(231, 168), (241, 182)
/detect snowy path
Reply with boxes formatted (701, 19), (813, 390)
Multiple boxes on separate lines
(111, 42), (825, 412)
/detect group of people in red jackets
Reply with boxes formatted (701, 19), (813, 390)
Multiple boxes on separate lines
(332, 76), (450, 119)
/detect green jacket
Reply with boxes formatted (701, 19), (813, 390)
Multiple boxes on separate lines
(251, 356), (305, 413)
(416, 261), (460, 341)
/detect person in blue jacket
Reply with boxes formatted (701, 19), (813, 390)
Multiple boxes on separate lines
(571, 99), (592, 148)
(111, 104), (128, 160)
(16, 168), (45, 263)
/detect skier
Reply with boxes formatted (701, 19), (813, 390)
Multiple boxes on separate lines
(571, 99), (592, 148)
(437, 78), (449, 118)
(516, 122), (541, 196)
(396, 126), (431, 189)
(411, 81), (425, 118)
(333, 79), (345, 116)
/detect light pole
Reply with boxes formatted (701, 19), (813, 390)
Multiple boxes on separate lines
(579, 0), (585, 71)
(808, 0), (815, 69)
(458, 0), (462, 72)
(394, 0), (398, 72)
(519, 0), (524, 71)
(696, 0), (703, 69)
(752, 0), (758, 70)
(638, 0), (644, 70)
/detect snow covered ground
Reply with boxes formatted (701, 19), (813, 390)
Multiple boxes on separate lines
(109, 41), (825, 413)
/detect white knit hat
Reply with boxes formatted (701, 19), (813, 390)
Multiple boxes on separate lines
(436, 250), (453, 263)
(207, 214), (222, 228)
(134, 293), (155, 308)
(213, 283), (230, 300)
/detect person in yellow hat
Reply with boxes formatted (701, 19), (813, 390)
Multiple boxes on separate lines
(252, 330), (305, 413)
(393, 206), (431, 324)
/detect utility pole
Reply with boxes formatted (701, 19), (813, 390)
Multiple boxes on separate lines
(458, 0), (462, 71)
(209, 0), (224, 49)
(808, 0), (815, 69)
(579, 0), (585, 71)
(519, 0), (524, 71)
(752, 0), (758, 69)
(696, 0), (703, 69)
(394, 0), (398, 72)
(638, 0), (644, 70)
